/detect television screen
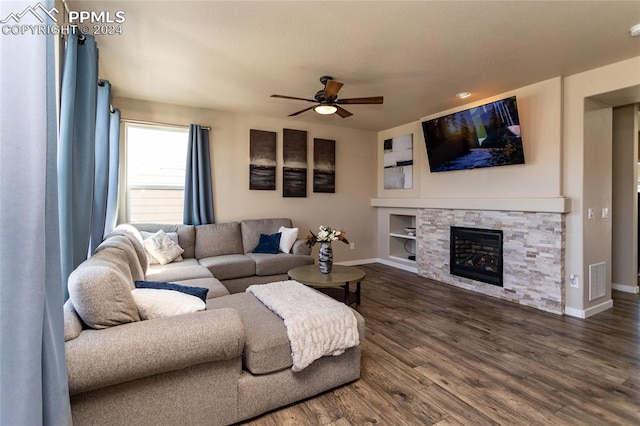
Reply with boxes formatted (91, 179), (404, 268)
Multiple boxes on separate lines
(422, 96), (524, 172)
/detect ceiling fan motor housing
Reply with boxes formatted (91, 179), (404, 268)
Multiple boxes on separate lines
(315, 90), (330, 103)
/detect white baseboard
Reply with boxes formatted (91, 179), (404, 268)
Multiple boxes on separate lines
(612, 283), (640, 294)
(335, 258), (417, 273)
(564, 299), (614, 318)
(335, 258), (379, 266)
(375, 257), (418, 273)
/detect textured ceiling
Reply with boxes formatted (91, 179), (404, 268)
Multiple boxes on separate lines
(73, 1), (640, 131)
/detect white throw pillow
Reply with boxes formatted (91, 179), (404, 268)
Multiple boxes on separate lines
(278, 226), (299, 254)
(142, 230), (184, 265)
(131, 288), (205, 320)
(140, 231), (184, 265)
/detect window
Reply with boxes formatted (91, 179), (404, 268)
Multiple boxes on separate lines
(124, 123), (189, 223)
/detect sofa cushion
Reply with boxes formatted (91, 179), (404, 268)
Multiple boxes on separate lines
(291, 239), (312, 256)
(94, 235), (145, 282)
(218, 274), (288, 294)
(207, 292), (292, 374)
(131, 288), (206, 320)
(134, 280), (209, 302)
(109, 224), (149, 274)
(195, 222), (244, 258)
(172, 277), (230, 299)
(145, 258), (213, 282)
(252, 233), (281, 254)
(63, 300), (83, 342)
(241, 218), (293, 254)
(68, 260), (140, 329)
(133, 223), (196, 259)
(246, 253), (314, 276)
(199, 254), (256, 280)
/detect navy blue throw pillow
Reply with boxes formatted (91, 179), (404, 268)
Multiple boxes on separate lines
(252, 232), (281, 254)
(134, 280), (209, 302)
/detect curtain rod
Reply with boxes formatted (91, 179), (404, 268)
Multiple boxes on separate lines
(121, 119), (211, 131)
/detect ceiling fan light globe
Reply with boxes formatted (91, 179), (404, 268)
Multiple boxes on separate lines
(314, 105), (338, 115)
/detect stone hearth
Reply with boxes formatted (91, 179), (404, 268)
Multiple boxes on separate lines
(417, 209), (564, 314)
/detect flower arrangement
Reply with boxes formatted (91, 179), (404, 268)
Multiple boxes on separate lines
(305, 226), (349, 248)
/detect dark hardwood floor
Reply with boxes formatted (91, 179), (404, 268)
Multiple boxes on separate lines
(243, 263), (640, 425)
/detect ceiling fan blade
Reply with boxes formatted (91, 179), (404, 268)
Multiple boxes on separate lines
(323, 80), (343, 99)
(337, 96), (384, 105)
(271, 94), (317, 103)
(288, 105), (316, 117)
(335, 105), (353, 118)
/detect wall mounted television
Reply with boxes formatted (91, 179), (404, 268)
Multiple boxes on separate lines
(422, 96), (525, 172)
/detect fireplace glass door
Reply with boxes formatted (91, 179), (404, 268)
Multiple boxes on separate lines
(450, 226), (503, 286)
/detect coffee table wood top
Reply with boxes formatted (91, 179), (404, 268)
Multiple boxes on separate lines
(288, 264), (366, 288)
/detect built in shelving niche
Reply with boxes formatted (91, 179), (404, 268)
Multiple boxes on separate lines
(389, 214), (416, 263)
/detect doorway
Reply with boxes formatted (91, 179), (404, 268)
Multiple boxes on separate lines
(611, 102), (640, 294)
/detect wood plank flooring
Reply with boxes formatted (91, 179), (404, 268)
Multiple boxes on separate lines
(241, 263), (640, 425)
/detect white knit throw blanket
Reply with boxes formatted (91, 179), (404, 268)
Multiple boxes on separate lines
(247, 280), (360, 372)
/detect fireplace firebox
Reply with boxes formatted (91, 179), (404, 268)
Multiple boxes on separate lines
(450, 226), (503, 286)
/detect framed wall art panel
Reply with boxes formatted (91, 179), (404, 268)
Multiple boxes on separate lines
(283, 128), (307, 197)
(313, 138), (335, 193)
(249, 129), (277, 190)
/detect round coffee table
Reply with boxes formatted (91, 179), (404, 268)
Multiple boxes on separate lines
(288, 264), (365, 305)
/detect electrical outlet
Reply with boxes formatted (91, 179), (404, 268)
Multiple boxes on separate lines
(587, 208), (595, 220)
(569, 274), (579, 288)
(602, 207), (610, 219)
(350, 242), (355, 250)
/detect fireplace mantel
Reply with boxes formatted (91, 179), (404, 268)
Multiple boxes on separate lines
(371, 197), (570, 214)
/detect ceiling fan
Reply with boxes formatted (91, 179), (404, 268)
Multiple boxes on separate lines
(271, 76), (383, 118)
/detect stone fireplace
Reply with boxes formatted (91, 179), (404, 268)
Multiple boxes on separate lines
(417, 209), (564, 314)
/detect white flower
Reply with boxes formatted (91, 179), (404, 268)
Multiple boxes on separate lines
(306, 225), (349, 247)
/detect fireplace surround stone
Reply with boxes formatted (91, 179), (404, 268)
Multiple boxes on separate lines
(417, 208), (564, 314)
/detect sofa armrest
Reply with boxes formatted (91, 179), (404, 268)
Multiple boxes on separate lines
(291, 239), (311, 256)
(66, 308), (244, 395)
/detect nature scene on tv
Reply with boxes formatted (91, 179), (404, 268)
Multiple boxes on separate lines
(422, 96), (524, 172)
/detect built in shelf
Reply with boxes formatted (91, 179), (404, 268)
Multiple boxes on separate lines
(389, 232), (416, 240)
(390, 254), (416, 263)
(389, 213), (417, 264)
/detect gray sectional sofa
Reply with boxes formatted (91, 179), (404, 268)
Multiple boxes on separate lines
(63, 218), (365, 425)
(134, 218), (315, 294)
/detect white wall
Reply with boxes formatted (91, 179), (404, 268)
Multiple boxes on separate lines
(114, 97), (378, 263)
(582, 99), (613, 305)
(612, 104), (639, 293)
(377, 77), (563, 200)
(563, 56), (640, 316)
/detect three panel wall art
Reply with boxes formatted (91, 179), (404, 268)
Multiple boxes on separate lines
(249, 129), (336, 197)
